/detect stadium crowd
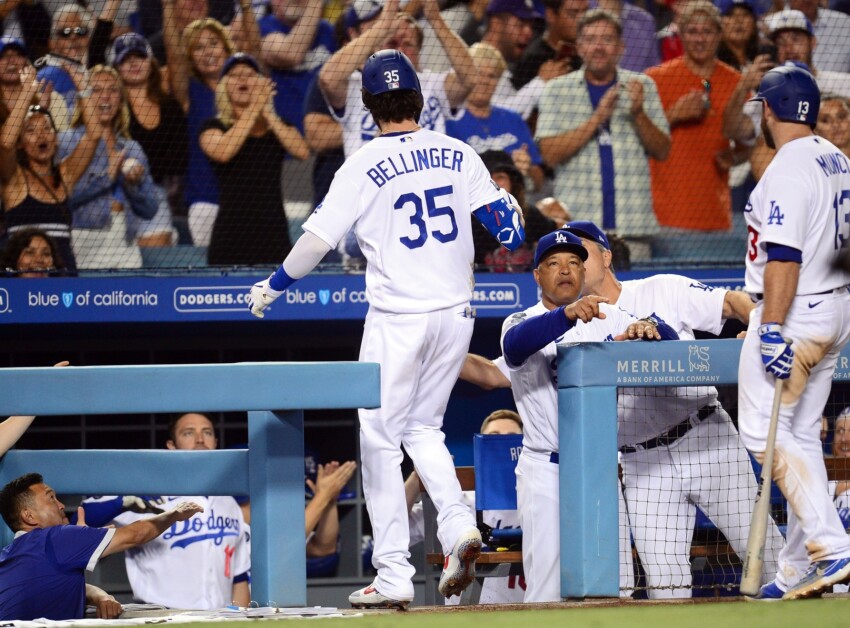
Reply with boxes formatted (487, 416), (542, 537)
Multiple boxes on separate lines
(0, 0), (850, 618)
(0, 0), (848, 273)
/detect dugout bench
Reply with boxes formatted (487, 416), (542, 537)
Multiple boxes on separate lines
(0, 361), (380, 607)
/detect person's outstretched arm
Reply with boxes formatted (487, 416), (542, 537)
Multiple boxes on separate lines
(0, 361), (70, 456)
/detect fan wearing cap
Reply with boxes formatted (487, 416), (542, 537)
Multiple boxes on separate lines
(736, 63), (850, 600)
(510, 0), (587, 96)
(0, 37), (69, 131)
(198, 54), (308, 265)
(477, 0), (567, 120)
(111, 33), (187, 250)
(723, 10), (850, 180)
(788, 0), (850, 74)
(318, 0), (477, 158)
(500, 229), (675, 601)
(716, 0), (761, 71)
(112, 33), (187, 192)
(259, 0), (337, 132)
(0, 66), (101, 273)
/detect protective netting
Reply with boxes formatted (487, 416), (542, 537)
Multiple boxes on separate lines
(2, 0), (846, 274)
(618, 382), (850, 598)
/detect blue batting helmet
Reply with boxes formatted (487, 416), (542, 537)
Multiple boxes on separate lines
(361, 49), (421, 96)
(749, 63), (820, 126)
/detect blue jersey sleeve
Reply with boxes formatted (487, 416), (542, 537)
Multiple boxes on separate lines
(472, 196), (525, 251)
(503, 306), (574, 366)
(48, 526), (111, 570)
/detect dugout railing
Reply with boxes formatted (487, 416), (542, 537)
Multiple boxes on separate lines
(557, 339), (850, 599)
(0, 362), (380, 607)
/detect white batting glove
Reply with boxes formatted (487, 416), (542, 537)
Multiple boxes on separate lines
(248, 277), (284, 319)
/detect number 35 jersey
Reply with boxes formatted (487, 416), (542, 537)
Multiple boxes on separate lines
(304, 128), (503, 313)
(744, 135), (850, 295)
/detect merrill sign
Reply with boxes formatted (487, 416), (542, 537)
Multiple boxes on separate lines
(616, 345), (721, 385)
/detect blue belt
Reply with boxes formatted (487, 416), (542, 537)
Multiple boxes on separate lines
(619, 405), (717, 455)
(549, 452), (559, 464)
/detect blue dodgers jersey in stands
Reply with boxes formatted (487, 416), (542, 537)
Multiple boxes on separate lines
(0, 526), (113, 620)
(446, 107), (542, 166)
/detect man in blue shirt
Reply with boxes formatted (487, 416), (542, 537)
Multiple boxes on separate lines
(260, 0), (338, 131)
(0, 473), (202, 621)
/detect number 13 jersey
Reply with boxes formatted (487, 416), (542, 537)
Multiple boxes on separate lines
(304, 128), (503, 313)
(744, 135), (850, 295)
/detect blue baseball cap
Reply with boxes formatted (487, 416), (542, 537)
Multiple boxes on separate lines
(0, 37), (26, 57)
(221, 52), (261, 78)
(534, 230), (588, 268)
(715, 0), (761, 16)
(110, 32), (152, 66)
(486, 0), (542, 19)
(563, 220), (610, 250)
(345, 0), (384, 30)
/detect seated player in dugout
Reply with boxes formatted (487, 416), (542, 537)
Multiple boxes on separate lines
(79, 413), (251, 610)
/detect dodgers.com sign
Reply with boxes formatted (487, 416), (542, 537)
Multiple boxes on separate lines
(0, 268), (746, 325)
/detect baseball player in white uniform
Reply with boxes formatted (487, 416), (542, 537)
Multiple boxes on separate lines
(82, 495), (250, 610)
(247, 49), (525, 609)
(501, 229), (677, 602)
(318, 0), (476, 158)
(563, 220), (784, 599)
(737, 64), (850, 600)
(81, 413), (251, 609)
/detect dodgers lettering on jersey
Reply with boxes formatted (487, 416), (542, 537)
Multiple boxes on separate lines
(305, 129), (502, 313)
(501, 301), (637, 454)
(366, 147), (464, 188)
(83, 495), (250, 610)
(336, 70), (452, 158)
(615, 275), (725, 447)
(745, 135), (850, 294)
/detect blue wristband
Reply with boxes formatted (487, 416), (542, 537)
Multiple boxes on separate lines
(268, 265), (295, 292)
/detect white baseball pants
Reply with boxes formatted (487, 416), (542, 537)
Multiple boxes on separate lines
(739, 289), (850, 589)
(517, 449), (635, 602)
(622, 409), (783, 598)
(358, 305), (477, 600)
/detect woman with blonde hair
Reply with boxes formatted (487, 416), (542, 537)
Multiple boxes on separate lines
(0, 66), (100, 273)
(58, 65), (160, 269)
(200, 53), (308, 265)
(111, 32), (188, 248)
(164, 0), (260, 248)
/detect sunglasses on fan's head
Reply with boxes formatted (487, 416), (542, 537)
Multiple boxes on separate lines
(56, 26), (89, 39)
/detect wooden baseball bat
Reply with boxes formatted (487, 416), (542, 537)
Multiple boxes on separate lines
(740, 377), (784, 596)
